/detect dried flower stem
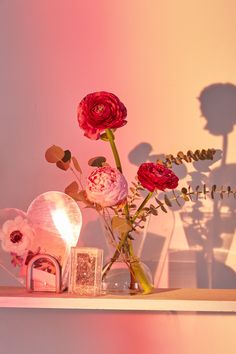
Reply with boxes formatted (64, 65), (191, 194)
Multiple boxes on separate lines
(69, 166), (84, 190)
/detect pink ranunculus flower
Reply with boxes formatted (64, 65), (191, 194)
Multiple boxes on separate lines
(137, 162), (179, 192)
(0, 216), (35, 256)
(85, 166), (128, 207)
(77, 91), (127, 140)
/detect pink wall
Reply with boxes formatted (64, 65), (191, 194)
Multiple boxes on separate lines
(1, 1), (236, 284)
(1, 2), (236, 354)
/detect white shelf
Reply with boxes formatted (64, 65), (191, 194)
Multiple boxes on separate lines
(0, 287), (236, 312)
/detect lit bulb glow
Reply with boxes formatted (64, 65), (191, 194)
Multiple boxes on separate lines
(51, 208), (81, 248)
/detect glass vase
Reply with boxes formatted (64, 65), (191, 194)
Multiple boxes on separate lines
(100, 215), (154, 294)
(102, 258), (153, 294)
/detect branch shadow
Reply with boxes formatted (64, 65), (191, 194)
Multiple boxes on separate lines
(127, 83), (236, 289)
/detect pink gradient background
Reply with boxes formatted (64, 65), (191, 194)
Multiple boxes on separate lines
(1, 1), (236, 353)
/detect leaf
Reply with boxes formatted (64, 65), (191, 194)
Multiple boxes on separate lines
(65, 181), (79, 194)
(156, 159), (164, 165)
(181, 187), (188, 195)
(62, 150), (71, 163)
(187, 150), (198, 161)
(181, 194), (190, 202)
(177, 151), (185, 159)
(45, 145), (64, 163)
(111, 216), (132, 234)
(183, 155), (192, 163)
(56, 160), (70, 171)
(150, 205), (158, 215)
(155, 198), (163, 207)
(72, 156), (82, 173)
(164, 194), (172, 207)
(155, 198), (167, 213)
(179, 188), (189, 201)
(194, 150), (201, 159)
(100, 133), (109, 142)
(173, 157), (182, 165)
(77, 190), (89, 202)
(129, 187), (136, 193)
(129, 204), (137, 209)
(160, 205), (168, 213)
(88, 156), (106, 167)
(64, 181), (80, 200)
(207, 148), (216, 160)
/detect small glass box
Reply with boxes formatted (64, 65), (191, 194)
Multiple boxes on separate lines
(69, 247), (103, 296)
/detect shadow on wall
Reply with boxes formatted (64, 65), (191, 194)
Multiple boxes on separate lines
(126, 83), (236, 289)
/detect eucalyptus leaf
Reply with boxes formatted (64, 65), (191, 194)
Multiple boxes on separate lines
(160, 205), (168, 213)
(164, 194), (172, 207)
(56, 160), (70, 171)
(65, 181), (79, 194)
(150, 207), (158, 215)
(181, 187), (188, 194)
(88, 156), (106, 167)
(64, 181), (80, 201)
(72, 156), (82, 173)
(111, 216), (132, 234)
(45, 145), (64, 163)
(181, 194), (190, 202)
(61, 150), (71, 162)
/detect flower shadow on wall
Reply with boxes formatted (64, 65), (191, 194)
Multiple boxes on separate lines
(127, 83), (236, 289)
(197, 83), (236, 288)
(127, 143), (189, 286)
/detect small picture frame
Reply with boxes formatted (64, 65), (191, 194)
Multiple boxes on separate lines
(69, 247), (103, 296)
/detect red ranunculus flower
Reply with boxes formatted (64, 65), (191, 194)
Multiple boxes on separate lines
(137, 163), (179, 192)
(77, 91), (127, 140)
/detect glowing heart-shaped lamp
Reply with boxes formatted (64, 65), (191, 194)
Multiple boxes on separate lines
(0, 191), (82, 290)
(27, 191), (82, 290)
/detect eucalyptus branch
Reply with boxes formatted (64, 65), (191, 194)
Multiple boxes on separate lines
(157, 148), (216, 168)
(69, 166), (84, 190)
(127, 181), (143, 207)
(134, 184), (236, 222)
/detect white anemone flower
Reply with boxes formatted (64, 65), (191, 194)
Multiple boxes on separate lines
(0, 216), (35, 256)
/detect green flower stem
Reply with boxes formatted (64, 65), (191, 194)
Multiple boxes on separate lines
(105, 129), (122, 173)
(102, 231), (128, 279)
(131, 192), (153, 222)
(128, 239), (153, 294)
(105, 128), (129, 221)
(131, 260), (153, 294)
(103, 129), (153, 294)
